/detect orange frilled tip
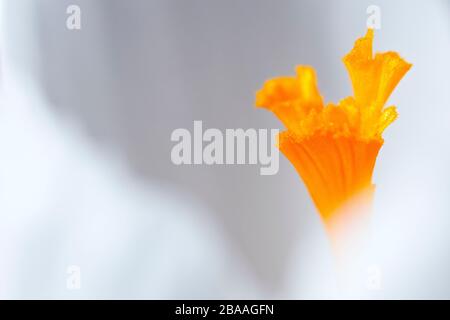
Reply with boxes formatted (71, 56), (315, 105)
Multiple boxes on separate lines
(255, 29), (411, 222)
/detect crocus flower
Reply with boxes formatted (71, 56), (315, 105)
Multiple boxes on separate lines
(256, 29), (411, 255)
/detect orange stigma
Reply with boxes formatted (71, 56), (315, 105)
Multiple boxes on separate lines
(256, 29), (411, 225)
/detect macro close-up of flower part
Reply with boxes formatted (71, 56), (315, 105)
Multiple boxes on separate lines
(1, 0), (450, 305)
(256, 29), (411, 261)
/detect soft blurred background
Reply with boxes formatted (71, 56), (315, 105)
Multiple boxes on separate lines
(0, 0), (449, 299)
